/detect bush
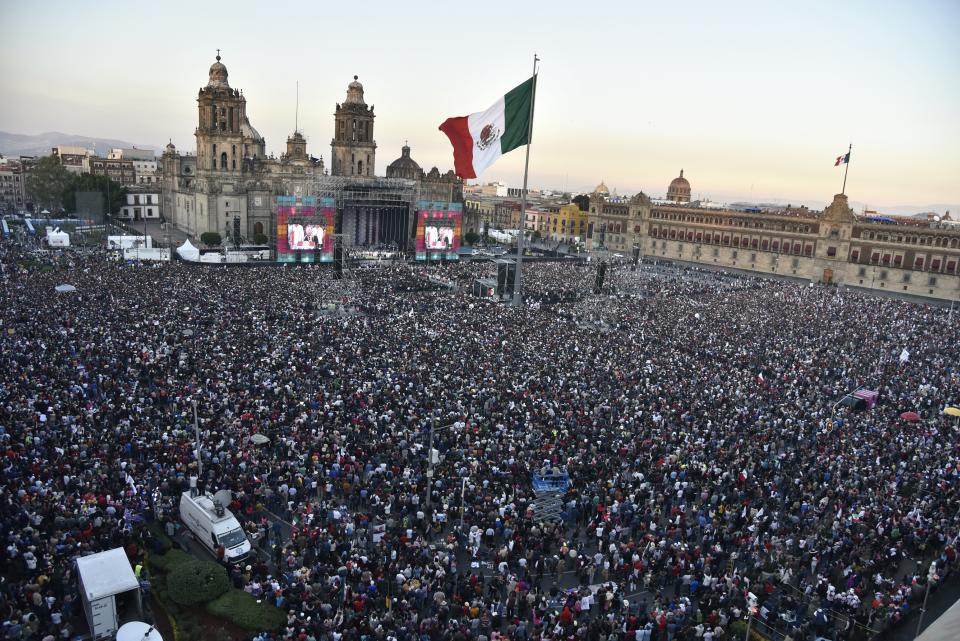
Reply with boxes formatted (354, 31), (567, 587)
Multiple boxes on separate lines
(729, 620), (749, 640)
(146, 522), (173, 554)
(167, 559), (230, 605)
(206, 590), (287, 631)
(149, 548), (194, 574)
(200, 232), (222, 246)
(253, 233), (268, 245)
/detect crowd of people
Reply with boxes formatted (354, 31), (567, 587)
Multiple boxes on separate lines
(0, 241), (958, 641)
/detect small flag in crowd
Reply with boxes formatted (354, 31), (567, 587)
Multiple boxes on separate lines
(834, 151), (850, 166)
(439, 76), (536, 179)
(899, 348), (910, 363)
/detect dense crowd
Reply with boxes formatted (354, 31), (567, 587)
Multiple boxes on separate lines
(0, 242), (958, 641)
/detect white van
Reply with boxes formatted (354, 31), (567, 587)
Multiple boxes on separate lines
(179, 490), (251, 564)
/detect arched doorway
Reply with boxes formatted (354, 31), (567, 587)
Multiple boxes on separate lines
(254, 222), (264, 237)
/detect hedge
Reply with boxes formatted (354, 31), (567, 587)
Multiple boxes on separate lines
(146, 522), (173, 554)
(206, 590), (287, 631)
(149, 549), (195, 574)
(166, 559), (230, 605)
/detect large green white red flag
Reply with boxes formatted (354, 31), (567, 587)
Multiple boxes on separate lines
(438, 76), (536, 179)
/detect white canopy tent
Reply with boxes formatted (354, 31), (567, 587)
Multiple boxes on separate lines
(177, 239), (200, 261)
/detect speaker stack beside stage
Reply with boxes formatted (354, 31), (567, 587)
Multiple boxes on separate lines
(594, 261), (607, 294)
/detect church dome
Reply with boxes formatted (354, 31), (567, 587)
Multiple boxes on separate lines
(241, 116), (262, 142)
(594, 180), (610, 195)
(667, 169), (691, 202)
(207, 53), (229, 89)
(165, 140), (176, 153)
(344, 75), (366, 105)
(386, 144), (422, 180)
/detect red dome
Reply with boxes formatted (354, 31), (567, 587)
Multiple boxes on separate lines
(667, 169), (691, 202)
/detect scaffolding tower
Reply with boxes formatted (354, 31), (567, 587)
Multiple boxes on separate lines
(313, 175), (418, 253)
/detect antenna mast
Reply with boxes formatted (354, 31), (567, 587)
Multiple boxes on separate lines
(295, 81), (299, 133)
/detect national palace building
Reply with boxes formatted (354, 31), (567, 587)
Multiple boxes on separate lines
(584, 170), (960, 301)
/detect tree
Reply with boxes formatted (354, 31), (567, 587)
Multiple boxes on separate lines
(26, 155), (73, 212)
(200, 232), (222, 246)
(253, 233), (268, 245)
(463, 231), (480, 246)
(572, 194), (590, 211)
(61, 173), (125, 215)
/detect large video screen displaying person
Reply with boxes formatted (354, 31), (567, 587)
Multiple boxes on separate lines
(425, 225), (454, 250)
(287, 223), (325, 251)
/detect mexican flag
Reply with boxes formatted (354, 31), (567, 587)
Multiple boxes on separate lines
(834, 152), (850, 166)
(439, 76), (536, 179)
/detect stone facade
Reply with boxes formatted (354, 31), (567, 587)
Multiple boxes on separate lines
(0, 159), (26, 213)
(386, 144), (463, 207)
(331, 77), (376, 177)
(89, 158), (136, 185)
(161, 54), (323, 244)
(118, 190), (161, 220)
(586, 191), (650, 252)
(640, 193), (960, 301)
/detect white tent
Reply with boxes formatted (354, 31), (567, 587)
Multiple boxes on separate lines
(47, 227), (70, 247)
(177, 239), (200, 261)
(55, 284), (78, 293)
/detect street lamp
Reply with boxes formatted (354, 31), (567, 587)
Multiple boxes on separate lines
(914, 562), (938, 640)
(424, 419), (459, 511)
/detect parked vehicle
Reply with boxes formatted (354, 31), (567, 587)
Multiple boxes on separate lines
(179, 489), (251, 563)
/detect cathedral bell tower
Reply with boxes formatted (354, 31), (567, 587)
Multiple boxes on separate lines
(196, 52), (263, 174)
(330, 76), (376, 177)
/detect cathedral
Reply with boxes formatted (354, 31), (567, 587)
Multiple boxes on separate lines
(161, 54), (462, 251)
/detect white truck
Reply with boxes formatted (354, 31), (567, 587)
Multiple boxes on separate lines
(76, 548), (143, 640)
(179, 489), (252, 564)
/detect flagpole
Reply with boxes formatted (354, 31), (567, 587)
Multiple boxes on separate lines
(512, 54), (539, 306)
(842, 143), (852, 195)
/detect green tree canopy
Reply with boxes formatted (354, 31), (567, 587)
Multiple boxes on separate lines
(463, 231), (480, 246)
(200, 232), (222, 246)
(572, 194), (590, 211)
(26, 155), (73, 212)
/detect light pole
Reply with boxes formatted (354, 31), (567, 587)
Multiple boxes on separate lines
(914, 562), (938, 640)
(193, 398), (202, 478)
(424, 420), (458, 511)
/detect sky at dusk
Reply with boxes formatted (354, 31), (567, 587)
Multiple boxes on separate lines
(1, 0), (958, 211)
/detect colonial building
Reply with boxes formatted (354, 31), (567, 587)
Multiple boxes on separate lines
(108, 148), (160, 185)
(0, 157), (26, 213)
(52, 146), (92, 175)
(90, 158), (136, 185)
(331, 76), (376, 177)
(641, 193), (960, 300)
(161, 55), (461, 252)
(586, 180), (650, 252)
(117, 190), (161, 220)
(161, 54), (323, 243)
(542, 203), (588, 243)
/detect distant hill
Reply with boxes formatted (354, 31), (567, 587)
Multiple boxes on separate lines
(0, 131), (159, 158)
